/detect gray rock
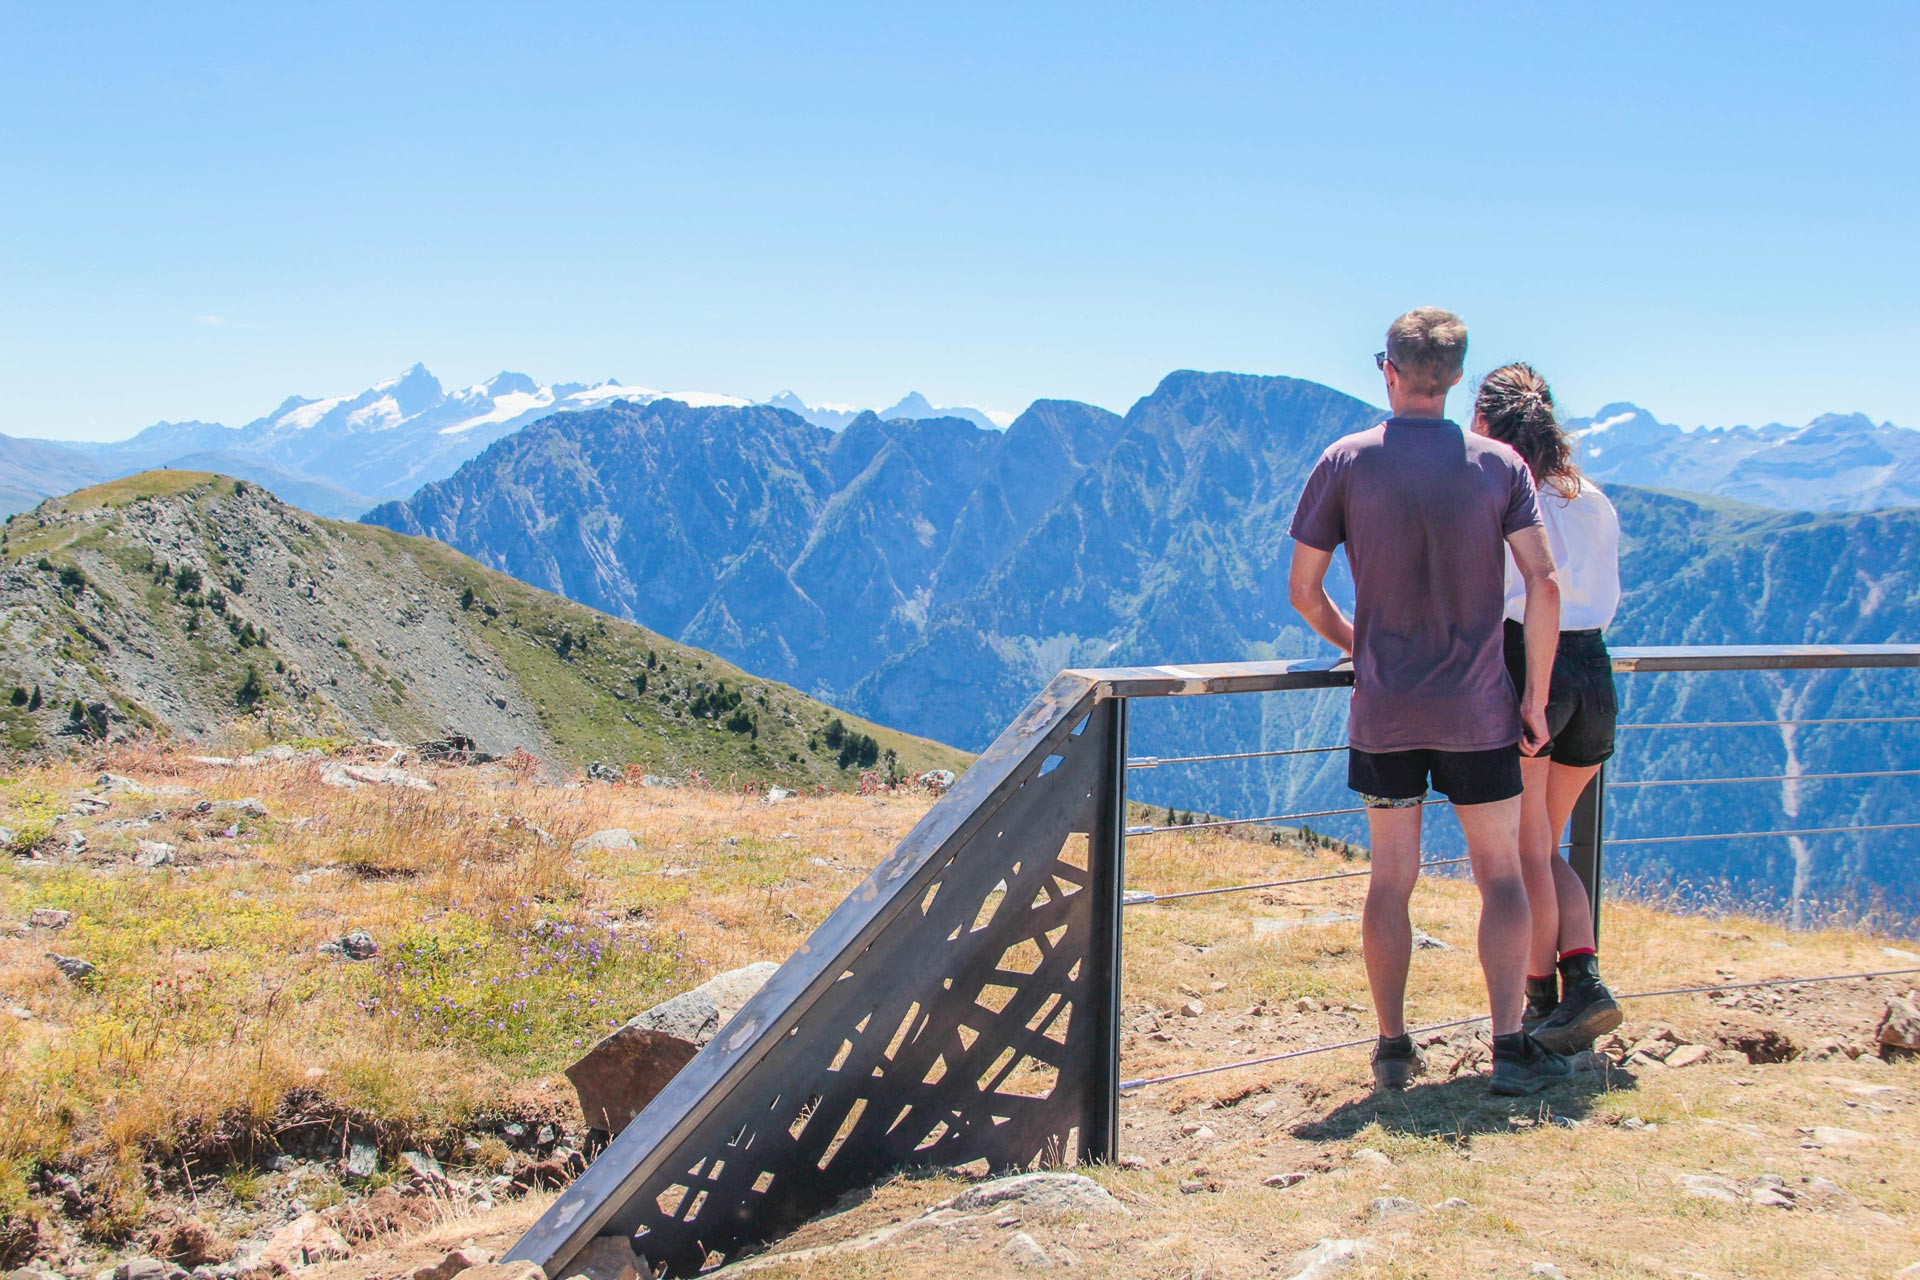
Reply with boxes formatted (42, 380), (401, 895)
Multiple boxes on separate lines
(1000, 1232), (1053, 1270)
(639, 775), (680, 789)
(342, 1138), (379, 1179)
(8, 1266), (67, 1280)
(948, 1172), (1128, 1218)
(763, 787), (793, 805)
(135, 840), (175, 867)
(319, 929), (378, 961)
(555, 1237), (640, 1280)
(28, 907), (71, 929)
(402, 1150), (449, 1188)
(1369, 1196), (1422, 1220)
(572, 829), (637, 853)
(47, 952), (95, 981)
(114, 1261), (184, 1280)
(566, 963), (779, 1134)
(1529, 1265), (1568, 1279)
(1678, 1173), (1740, 1203)
(585, 762), (624, 783)
(1286, 1239), (1375, 1280)
(1263, 1172), (1309, 1188)
(1411, 928), (1452, 951)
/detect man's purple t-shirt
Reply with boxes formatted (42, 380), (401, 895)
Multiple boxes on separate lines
(1290, 417), (1544, 754)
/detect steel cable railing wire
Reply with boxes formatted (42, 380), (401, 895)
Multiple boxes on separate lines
(1128, 800), (1430, 837)
(1117, 966), (1920, 1092)
(1129, 743), (1348, 769)
(1618, 715), (1920, 731)
(1123, 856), (1471, 906)
(1608, 767), (1920, 790)
(1564, 820), (1920, 849)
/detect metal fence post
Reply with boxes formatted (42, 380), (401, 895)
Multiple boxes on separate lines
(1083, 696), (1129, 1163)
(1567, 764), (1606, 943)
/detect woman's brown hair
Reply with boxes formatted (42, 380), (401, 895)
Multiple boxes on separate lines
(1474, 362), (1582, 498)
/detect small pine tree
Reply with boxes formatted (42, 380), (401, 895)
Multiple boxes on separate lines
(460, 585), (476, 610)
(27, 685), (41, 712)
(68, 697), (85, 724)
(646, 649), (657, 670)
(557, 631), (574, 659)
(236, 666), (266, 708)
(634, 671), (648, 695)
(8, 686), (26, 707)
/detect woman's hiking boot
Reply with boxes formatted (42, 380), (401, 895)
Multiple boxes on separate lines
(1522, 973), (1559, 1032)
(1488, 1032), (1575, 1096)
(1533, 951), (1623, 1055)
(1370, 1033), (1426, 1091)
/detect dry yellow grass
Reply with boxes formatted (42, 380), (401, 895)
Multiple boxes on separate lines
(4, 744), (1918, 1277)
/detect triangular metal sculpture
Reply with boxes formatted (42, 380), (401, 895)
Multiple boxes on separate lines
(507, 673), (1127, 1277)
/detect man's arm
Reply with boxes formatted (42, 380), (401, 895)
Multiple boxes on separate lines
(1288, 542), (1354, 656)
(1505, 524), (1561, 755)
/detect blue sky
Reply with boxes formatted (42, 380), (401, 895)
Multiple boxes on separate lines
(3, 1), (1916, 441)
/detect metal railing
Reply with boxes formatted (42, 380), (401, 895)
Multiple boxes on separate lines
(1080, 644), (1920, 1097)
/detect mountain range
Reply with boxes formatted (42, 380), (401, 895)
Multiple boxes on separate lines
(0, 471), (966, 786)
(1569, 402), (1920, 511)
(363, 374), (1920, 926)
(0, 372), (1010, 520)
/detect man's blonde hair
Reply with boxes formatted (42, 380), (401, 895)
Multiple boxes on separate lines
(1385, 307), (1468, 396)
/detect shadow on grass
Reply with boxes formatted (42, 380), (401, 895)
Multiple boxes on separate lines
(1293, 1065), (1639, 1143)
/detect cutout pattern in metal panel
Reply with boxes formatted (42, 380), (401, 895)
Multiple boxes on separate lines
(526, 695), (1116, 1277)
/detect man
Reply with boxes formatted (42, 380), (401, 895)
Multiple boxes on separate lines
(1287, 307), (1571, 1096)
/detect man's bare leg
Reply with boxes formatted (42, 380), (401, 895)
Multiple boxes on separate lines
(1362, 804), (1423, 1037)
(1456, 795), (1530, 1037)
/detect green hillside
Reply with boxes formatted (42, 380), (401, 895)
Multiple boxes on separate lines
(0, 471), (970, 786)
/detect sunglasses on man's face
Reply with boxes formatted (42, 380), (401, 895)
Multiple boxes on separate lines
(1374, 351), (1394, 372)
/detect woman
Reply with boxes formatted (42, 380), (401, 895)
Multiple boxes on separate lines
(1474, 363), (1624, 1055)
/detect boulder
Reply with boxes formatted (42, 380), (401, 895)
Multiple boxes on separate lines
(28, 908), (70, 929)
(946, 1172), (1128, 1217)
(568, 963), (779, 1133)
(1878, 992), (1920, 1054)
(555, 1237), (641, 1280)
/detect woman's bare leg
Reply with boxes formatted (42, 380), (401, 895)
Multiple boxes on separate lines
(1544, 762), (1602, 954)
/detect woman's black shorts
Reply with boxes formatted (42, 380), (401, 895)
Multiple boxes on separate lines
(1502, 619), (1618, 768)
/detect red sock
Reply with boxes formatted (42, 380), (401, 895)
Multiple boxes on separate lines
(1558, 947), (1596, 960)
(1528, 974), (1555, 983)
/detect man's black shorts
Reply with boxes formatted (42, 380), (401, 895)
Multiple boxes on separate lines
(1348, 744), (1522, 808)
(1502, 619), (1618, 768)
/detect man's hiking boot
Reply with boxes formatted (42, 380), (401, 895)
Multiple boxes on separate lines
(1488, 1033), (1575, 1096)
(1533, 952), (1623, 1055)
(1370, 1033), (1426, 1091)
(1522, 974), (1559, 1033)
